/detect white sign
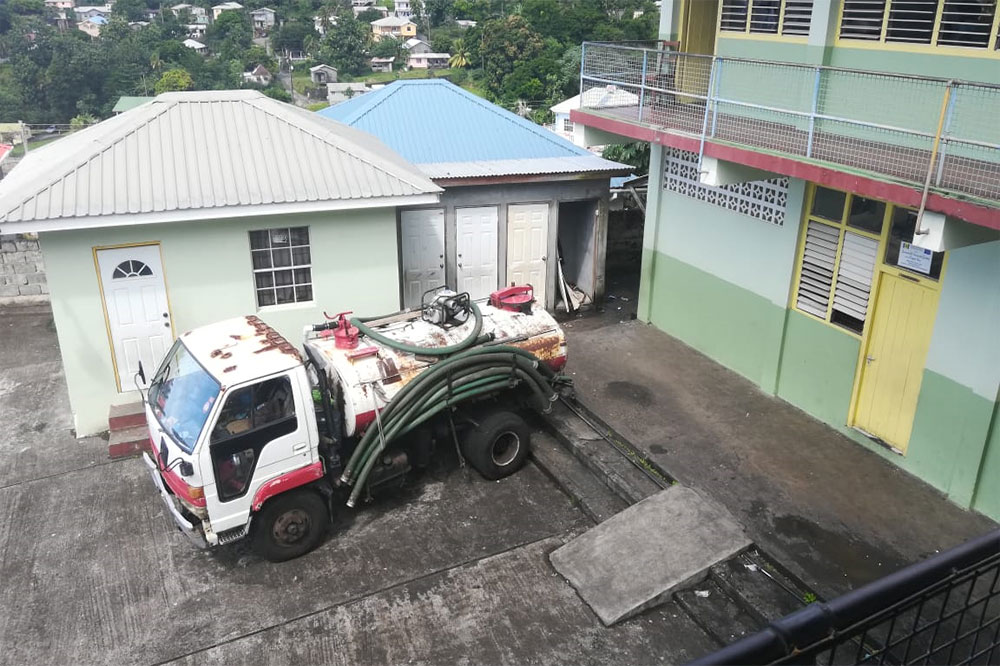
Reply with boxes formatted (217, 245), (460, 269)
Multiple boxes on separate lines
(898, 241), (933, 275)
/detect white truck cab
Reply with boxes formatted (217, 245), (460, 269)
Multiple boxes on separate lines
(142, 288), (568, 561)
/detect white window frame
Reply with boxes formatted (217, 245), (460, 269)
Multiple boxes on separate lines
(249, 226), (314, 309)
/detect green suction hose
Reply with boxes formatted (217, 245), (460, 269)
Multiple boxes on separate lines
(350, 301), (485, 357)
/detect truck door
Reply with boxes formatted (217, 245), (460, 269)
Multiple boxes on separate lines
(201, 374), (309, 534)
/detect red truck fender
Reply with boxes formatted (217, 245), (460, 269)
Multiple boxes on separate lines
(251, 461), (325, 512)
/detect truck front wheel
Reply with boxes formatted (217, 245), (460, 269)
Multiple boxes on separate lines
(252, 490), (329, 562)
(462, 410), (530, 481)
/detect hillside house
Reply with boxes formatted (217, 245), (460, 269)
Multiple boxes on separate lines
(371, 16), (416, 40)
(0, 90), (441, 438)
(171, 3), (208, 23)
(250, 7), (275, 33)
(407, 52), (449, 70)
(309, 64), (338, 84)
(394, 0), (412, 17)
(211, 1), (243, 20)
(77, 15), (106, 36)
(183, 38), (207, 54)
(327, 83), (371, 105)
(403, 37), (431, 54)
(73, 5), (110, 20)
(242, 64), (273, 86)
(370, 57), (395, 73)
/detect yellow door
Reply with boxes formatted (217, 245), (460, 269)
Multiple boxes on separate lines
(853, 273), (940, 452)
(676, 0), (718, 103)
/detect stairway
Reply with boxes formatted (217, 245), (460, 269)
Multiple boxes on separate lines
(108, 402), (148, 459)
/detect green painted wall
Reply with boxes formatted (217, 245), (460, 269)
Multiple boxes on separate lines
(40, 208), (400, 437)
(973, 401), (1000, 517)
(775, 310), (860, 426)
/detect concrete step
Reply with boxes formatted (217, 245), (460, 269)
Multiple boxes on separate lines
(109, 401), (145, 432)
(530, 429), (629, 524)
(542, 400), (665, 505)
(108, 424), (148, 460)
(550, 485), (751, 626)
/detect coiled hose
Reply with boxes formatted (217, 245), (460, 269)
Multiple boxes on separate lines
(341, 345), (566, 507)
(349, 302), (486, 357)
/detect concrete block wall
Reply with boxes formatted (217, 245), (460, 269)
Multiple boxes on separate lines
(0, 234), (49, 305)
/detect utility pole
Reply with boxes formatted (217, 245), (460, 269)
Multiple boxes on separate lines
(19, 121), (28, 155)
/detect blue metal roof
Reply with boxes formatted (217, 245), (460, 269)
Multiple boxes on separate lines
(318, 79), (594, 165)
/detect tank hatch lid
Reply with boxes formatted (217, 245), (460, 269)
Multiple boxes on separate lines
(180, 315), (303, 386)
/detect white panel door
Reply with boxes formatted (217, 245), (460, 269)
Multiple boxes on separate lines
(507, 203), (548, 307)
(456, 206), (498, 301)
(97, 245), (172, 392)
(400, 208), (445, 309)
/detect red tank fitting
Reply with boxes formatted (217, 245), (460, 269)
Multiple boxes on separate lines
(333, 311), (360, 349)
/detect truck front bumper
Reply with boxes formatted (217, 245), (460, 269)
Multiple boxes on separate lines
(142, 452), (208, 549)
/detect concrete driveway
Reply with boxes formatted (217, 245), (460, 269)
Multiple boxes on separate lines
(0, 308), (724, 665)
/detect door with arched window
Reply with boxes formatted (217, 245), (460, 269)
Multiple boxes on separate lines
(96, 244), (173, 392)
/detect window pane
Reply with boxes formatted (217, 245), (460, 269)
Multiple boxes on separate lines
(750, 0), (781, 32)
(257, 288), (276, 307)
(249, 230), (270, 250)
(291, 246), (311, 266)
(937, 0), (994, 47)
(886, 0), (938, 44)
(252, 377), (296, 426)
(252, 250), (272, 270)
(269, 228), (290, 247)
(884, 207), (944, 278)
(289, 227), (309, 246)
(211, 387), (253, 442)
(255, 273), (274, 289)
(274, 269), (293, 286)
(295, 285), (313, 302)
(272, 248), (292, 267)
(275, 287), (295, 304)
(293, 268), (311, 284)
(721, 0), (749, 30)
(847, 196), (885, 234)
(782, 0), (814, 34)
(811, 187), (847, 221)
(840, 0), (887, 39)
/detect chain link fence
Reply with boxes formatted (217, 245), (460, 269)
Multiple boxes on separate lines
(579, 42), (1000, 206)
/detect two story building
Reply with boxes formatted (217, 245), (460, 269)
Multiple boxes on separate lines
(371, 16), (417, 41)
(570, 1), (1000, 521)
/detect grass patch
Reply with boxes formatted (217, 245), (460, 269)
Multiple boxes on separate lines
(11, 134), (64, 158)
(290, 69), (312, 95)
(306, 101), (330, 111)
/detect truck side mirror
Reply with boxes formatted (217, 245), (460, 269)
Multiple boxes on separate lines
(136, 361), (146, 385)
(179, 461), (194, 477)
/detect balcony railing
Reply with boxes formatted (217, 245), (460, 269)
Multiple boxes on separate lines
(579, 42), (1000, 206)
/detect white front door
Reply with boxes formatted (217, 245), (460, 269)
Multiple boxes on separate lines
(507, 203), (548, 307)
(97, 245), (173, 392)
(400, 209), (445, 309)
(456, 206), (498, 301)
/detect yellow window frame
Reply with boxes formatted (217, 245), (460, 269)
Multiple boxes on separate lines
(835, 0), (1000, 56)
(717, 0), (811, 40)
(789, 184), (946, 339)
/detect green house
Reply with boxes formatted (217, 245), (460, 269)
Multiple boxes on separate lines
(0, 90), (442, 437)
(570, 0), (1000, 520)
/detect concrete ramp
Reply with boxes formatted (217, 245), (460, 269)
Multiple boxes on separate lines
(550, 486), (751, 625)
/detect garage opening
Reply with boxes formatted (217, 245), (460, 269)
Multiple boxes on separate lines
(556, 200), (599, 312)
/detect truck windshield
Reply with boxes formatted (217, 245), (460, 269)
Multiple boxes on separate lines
(148, 340), (220, 453)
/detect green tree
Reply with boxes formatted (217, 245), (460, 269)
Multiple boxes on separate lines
(111, 0), (147, 22)
(431, 34), (452, 53)
(448, 37), (469, 67)
(274, 20), (314, 52)
(356, 7), (385, 23)
(371, 35), (405, 60)
(423, 0), (453, 26)
(602, 142), (650, 175)
(206, 9), (251, 60)
(154, 67), (194, 93)
(479, 15), (543, 95)
(318, 11), (371, 76)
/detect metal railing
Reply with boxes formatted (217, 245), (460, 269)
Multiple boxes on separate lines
(690, 529), (1000, 665)
(579, 42), (1000, 206)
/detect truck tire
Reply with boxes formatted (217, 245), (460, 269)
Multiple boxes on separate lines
(462, 410), (530, 481)
(252, 490), (329, 562)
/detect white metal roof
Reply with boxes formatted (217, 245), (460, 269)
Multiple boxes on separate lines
(0, 90), (442, 233)
(180, 315), (303, 388)
(371, 15), (413, 26)
(418, 155), (630, 180)
(551, 87), (639, 114)
(183, 38), (205, 48)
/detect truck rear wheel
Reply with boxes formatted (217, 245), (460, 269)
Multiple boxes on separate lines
(252, 490), (329, 562)
(462, 410), (530, 481)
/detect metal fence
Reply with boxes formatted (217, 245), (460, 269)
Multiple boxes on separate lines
(690, 529), (1000, 665)
(579, 42), (1000, 206)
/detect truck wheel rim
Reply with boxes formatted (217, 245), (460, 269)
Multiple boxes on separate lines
(273, 509), (310, 546)
(491, 431), (520, 467)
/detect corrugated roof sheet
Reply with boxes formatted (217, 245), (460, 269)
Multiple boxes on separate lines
(0, 89), (441, 228)
(112, 96), (154, 113)
(317, 80), (630, 178)
(420, 156), (631, 180)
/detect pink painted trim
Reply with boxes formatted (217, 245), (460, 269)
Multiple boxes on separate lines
(251, 461), (325, 512)
(570, 110), (1000, 231)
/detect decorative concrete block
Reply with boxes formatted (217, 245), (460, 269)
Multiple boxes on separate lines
(0, 241), (15, 253)
(12, 262), (35, 275)
(39, 283), (49, 295)
(26, 272), (46, 284)
(0, 285), (20, 297)
(18, 284), (43, 296)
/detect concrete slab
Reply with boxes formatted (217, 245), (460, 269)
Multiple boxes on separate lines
(550, 486), (751, 625)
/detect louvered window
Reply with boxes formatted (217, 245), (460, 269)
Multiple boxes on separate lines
(720, 0), (813, 35)
(793, 186), (884, 335)
(839, 0), (1000, 49)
